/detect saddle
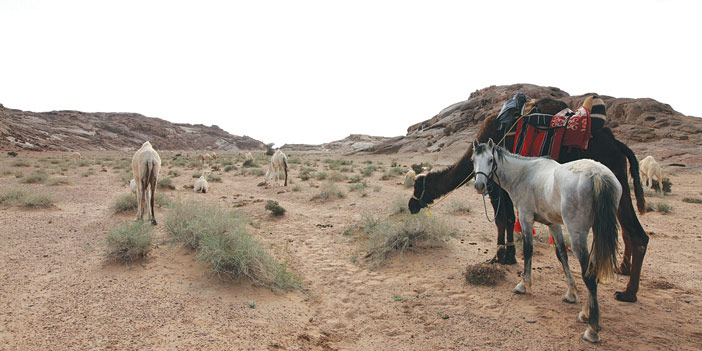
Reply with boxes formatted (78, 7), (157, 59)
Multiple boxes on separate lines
(512, 105), (591, 160)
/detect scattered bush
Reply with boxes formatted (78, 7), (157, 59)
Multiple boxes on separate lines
(81, 170), (96, 177)
(646, 201), (673, 214)
(46, 177), (71, 186)
(311, 181), (345, 202)
(329, 172), (347, 182)
(20, 172), (48, 184)
(11, 159), (30, 167)
(446, 199), (471, 214)
(165, 201), (238, 249)
(390, 196), (409, 215)
(168, 170), (181, 177)
(0, 169), (13, 176)
(291, 184), (303, 192)
(224, 165), (237, 172)
(403, 175), (414, 188)
(265, 200), (286, 216)
(106, 221), (153, 263)
(242, 159), (259, 168)
(314, 172), (328, 181)
(20, 192), (55, 208)
(464, 262), (506, 286)
(110, 192), (169, 214)
(682, 197), (702, 204)
(207, 174), (222, 182)
(241, 168), (265, 176)
(0, 189), (26, 207)
(352, 213), (456, 265)
(158, 177), (176, 189)
(7, 151), (17, 157)
(360, 165), (378, 177)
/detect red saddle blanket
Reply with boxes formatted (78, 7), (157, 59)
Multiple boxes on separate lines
(512, 106), (591, 160)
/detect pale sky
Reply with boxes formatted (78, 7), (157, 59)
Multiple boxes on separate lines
(1, 0), (700, 147)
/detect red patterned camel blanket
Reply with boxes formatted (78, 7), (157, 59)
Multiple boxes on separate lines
(512, 105), (592, 159)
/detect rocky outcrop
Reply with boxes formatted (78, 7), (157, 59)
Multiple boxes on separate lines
(0, 104), (266, 151)
(359, 84), (702, 165)
(281, 134), (393, 153)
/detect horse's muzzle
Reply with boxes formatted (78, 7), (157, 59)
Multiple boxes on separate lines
(474, 181), (487, 194)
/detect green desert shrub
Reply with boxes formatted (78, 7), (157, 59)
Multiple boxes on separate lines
(158, 177), (175, 189)
(106, 221), (153, 263)
(464, 262), (506, 286)
(347, 212), (456, 265)
(311, 181), (345, 202)
(264, 200), (286, 216)
(20, 171), (48, 184)
(0, 189), (27, 207)
(682, 197), (702, 204)
(46, 177), (72, 186)
(446, 199), (471, 214)
(20, 192), (55, 208)
(164, 201), (240, 249)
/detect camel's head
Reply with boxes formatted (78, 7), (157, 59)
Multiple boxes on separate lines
(408, 174), (432, 214)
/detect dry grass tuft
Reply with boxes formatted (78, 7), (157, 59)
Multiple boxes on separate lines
(106, 221), (153, 263)
(463, 262), (506, 286)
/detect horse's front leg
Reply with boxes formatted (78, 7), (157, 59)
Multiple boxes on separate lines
(549, 224), (577, 303)
(488, 182), (516, 264)
(513, 212), (534, 294)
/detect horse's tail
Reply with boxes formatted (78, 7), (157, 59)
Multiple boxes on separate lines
(614, 138), (645, 214)
(589, 172), (620, 282)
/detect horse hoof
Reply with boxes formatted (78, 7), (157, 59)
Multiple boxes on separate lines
(562, 293), (578, 304)
(614, 291), (637, 302)
(577, 311), (589, 323)
(583, 327), (600, 343)
(505, 256), (517, 265)
(513, 282), (527, 294)
(151, 220), (158, 226)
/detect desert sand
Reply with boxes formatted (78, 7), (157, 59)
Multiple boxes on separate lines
(1, 151), (701, 350)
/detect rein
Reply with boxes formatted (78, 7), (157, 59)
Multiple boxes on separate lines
(477, 148), (502, 222)
(415, 113), (526, 213)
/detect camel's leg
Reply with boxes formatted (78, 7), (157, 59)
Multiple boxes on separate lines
(135, 187), (144, 221)
(487, 181), (514, 264)
(614, 172), (648, 303)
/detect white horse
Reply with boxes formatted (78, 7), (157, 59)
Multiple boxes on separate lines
(131, 141), (161, 225)
(472, 139), (621, 343)
(265, 150), (288, 186)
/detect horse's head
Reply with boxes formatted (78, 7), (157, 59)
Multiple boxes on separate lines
(472, 138), (496, 194)
(408, 173), (432, 214)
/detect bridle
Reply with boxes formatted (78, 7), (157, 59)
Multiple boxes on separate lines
(410, 175), (429, 208)
(476, 148), (502, 222)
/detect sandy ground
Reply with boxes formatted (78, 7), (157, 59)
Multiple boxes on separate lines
(1, 151), (701, 351)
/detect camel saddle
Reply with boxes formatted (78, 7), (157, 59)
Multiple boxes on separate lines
(512, 105), (591, 160)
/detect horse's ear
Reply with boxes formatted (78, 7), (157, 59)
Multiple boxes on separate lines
(473, 139), (479, 150)
(488, 138), (495, 148)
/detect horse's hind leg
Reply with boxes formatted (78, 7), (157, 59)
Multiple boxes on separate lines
(549, 224), (577, 303)
(571, 232), (602, 343)
(513, 213), (533, 294)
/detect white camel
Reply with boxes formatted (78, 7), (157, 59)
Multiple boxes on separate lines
(71, 151), (82, 161)
(404, 169), (416, 184)
(131, 141), (161, 225)
(245, 152), (254, 162)
(265, 150), (288, 186)
(639, 156), (663, 190)
(194, 170), (211, 193)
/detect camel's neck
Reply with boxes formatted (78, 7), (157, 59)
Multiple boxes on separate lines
(427, 146), (475, 200)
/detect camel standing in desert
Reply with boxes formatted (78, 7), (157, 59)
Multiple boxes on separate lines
(131, 141), (161, 225)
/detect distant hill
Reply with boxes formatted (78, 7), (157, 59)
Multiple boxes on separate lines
(281, 134), (393, 154)
(0, 104), (266, 151)
(360, 84), (702, 165)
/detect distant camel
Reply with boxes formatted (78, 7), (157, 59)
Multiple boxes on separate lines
(639, 156), (663, 190)
(245, 152), (254, 162)
(131, 141), (161, 225)
(211, 152), (217, 161)
(194, 170), (211, 193)
(265, 150), (288, 186)
(71, 152), (81, 162)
